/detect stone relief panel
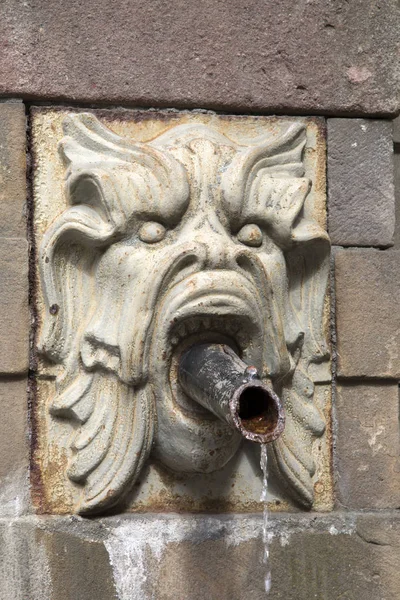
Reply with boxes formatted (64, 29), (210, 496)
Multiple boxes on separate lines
(31, 109), (331, 515)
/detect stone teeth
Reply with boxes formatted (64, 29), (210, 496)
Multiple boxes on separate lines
(202, 318), (211, 330)
(229, 322), (241, 333)
(236, 332), (248, 347)
(186, 321), (198, 333)
(177, 324), (187, 338)
(171, 317), (247, 349)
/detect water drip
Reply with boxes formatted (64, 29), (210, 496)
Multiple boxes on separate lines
(260, 444), (272, 595)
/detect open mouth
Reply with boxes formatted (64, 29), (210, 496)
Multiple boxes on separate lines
(167, 312), (263, 418)
(148, 271), (272, 472)
(168, 313), (258, 417)
(149, 270), (266, 417)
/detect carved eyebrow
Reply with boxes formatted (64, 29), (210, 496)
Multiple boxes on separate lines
(60, 113), (190, 231)
(221, 123), (307, 219)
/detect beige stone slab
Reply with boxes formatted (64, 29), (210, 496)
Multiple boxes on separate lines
(0, 377), (28, 480)
(0, 377), (29, 516)
(335, 382), (400, 509)
(394, 148), (400, 249)
(0, 102), (26, 238)
(0, 238), (29, 374)
(36, 526), (117, 600)
(335, 249), (400, 379)
(31, 108), (331, 515)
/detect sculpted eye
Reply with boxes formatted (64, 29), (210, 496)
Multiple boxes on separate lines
(237, 224), (263, 247)
(138, 222), (166, 243)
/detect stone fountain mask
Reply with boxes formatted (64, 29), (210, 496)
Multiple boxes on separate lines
(38, 113), (330, 514)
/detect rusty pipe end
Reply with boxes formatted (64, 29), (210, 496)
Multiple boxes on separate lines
(229, 380), (285, 444)
(178, 343), (285, 444)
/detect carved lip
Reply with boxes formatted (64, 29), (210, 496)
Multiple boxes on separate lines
(162, 272), (263, 356)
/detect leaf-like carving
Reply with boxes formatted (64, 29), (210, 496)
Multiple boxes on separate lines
(222, 123), (330, 507)
(39, 114), (188, 513)
(37, 114), (329, 513)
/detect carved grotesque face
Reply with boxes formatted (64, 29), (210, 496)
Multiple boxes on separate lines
(38, 114), (329, 514)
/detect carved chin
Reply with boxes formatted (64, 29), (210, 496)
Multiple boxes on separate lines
(149, 270), (266, 474)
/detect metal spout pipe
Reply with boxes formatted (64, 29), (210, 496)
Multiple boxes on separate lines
(178, 343), (285, 444)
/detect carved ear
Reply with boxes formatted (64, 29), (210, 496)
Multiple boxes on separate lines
(38, 113), (189, 513)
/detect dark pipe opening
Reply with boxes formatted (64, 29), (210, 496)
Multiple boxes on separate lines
(238, 387), (279, 435)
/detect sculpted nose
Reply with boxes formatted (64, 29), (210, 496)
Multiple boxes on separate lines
(195, 220), (235, 270)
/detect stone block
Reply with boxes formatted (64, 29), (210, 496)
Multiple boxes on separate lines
(0, 238), (29, 374)
(328, 119), (395, 247)
(0, 1), (399, 115)
(30, 109), (331, 516)
(335, 249), (400, 378)
(143, 514), (400, 600)
(0, 517), (116, 600)
(0, 519), (52, 600)
(335, 382), (400, 509)
(0, 377), (29, 516)
(1, 513), (400, 599)
(394, 148), (400, 249)
(0, 102), (26, 238)
(38, 526), (117, 600)
(394, 116), (400, 143)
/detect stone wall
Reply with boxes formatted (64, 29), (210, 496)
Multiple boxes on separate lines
(0, 1), (399, 598)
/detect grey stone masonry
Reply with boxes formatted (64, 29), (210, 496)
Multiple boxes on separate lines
(328, 119), (395, 247)
(1, 513), (400, 600)
(0, 1), (399, 115)
(394, 116), (400, 249)
(0, 377), (29, 517)
(0, 238), (29, 374)
(335, 249), (400, 379)
(394, 116), (400, 143)
(0, 102), (26, 238)
(335, 383), (400, 509)
(394, 148), (400, 249)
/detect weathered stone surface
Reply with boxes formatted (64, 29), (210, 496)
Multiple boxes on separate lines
(0, 102), (26, 238)
(38, 526), (117, 600)
(0, 519), (52, 600)
(31, 109), (331, 515)
(0, 238), (29, 374)
(1, 513), (400, 599)
(0, 1), (399, 115)
(394, 148), (400, 249)
(394, 116), (400, 143)
(0, 377), (29, 516)
(335, 249), (400, 378)
(0, 517), (116, 600)
(335, 383), (400, 509)
(328, 119), (395, 247)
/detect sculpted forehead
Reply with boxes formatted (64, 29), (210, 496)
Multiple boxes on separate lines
(150, 123), (305, 220)
(146, 125), (238, 222)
